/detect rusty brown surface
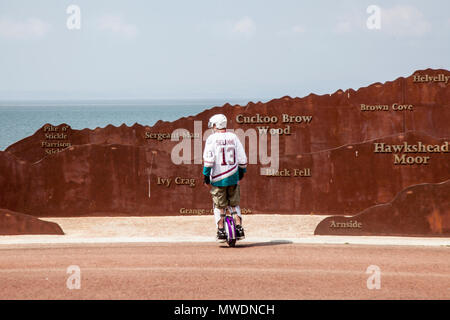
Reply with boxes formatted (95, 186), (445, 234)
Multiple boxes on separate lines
(0, 209), (64, 235)
(6, 68), (449, 162)
(0, 69), (448, 227)
(314, 180), (450, 237)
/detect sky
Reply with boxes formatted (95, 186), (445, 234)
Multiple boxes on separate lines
(0, 0), (449, 101)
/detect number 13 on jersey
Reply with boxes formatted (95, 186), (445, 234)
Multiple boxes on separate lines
(221, 147), (236, 166)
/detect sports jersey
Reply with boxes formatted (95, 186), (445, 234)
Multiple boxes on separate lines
(203, 131), (247, 187)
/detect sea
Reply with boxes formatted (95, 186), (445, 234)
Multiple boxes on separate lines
(0, 99), (251, 150)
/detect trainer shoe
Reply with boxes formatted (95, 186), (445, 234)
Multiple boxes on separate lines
(235, 225), (245, 239)
(216, 228), (226, 240)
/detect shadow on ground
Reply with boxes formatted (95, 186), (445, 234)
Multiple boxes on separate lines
(220, 240), (293, 248)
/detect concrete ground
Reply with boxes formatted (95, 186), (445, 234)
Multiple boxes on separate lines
(0, 242), (449, 300)
(0, 215), (448, 300)
(0, 215), (448, 247)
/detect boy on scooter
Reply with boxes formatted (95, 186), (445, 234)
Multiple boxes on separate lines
(203, 114), (248, 240)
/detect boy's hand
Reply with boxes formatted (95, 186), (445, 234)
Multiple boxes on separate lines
(203, 175), (210, 185)
(238, 168), (245, 180)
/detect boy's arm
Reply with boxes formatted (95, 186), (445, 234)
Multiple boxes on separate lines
(203, 136), (215, 184)
(203, 166), (212, 184)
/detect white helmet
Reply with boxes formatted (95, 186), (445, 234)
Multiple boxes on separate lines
(208, 114), (227, 129)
